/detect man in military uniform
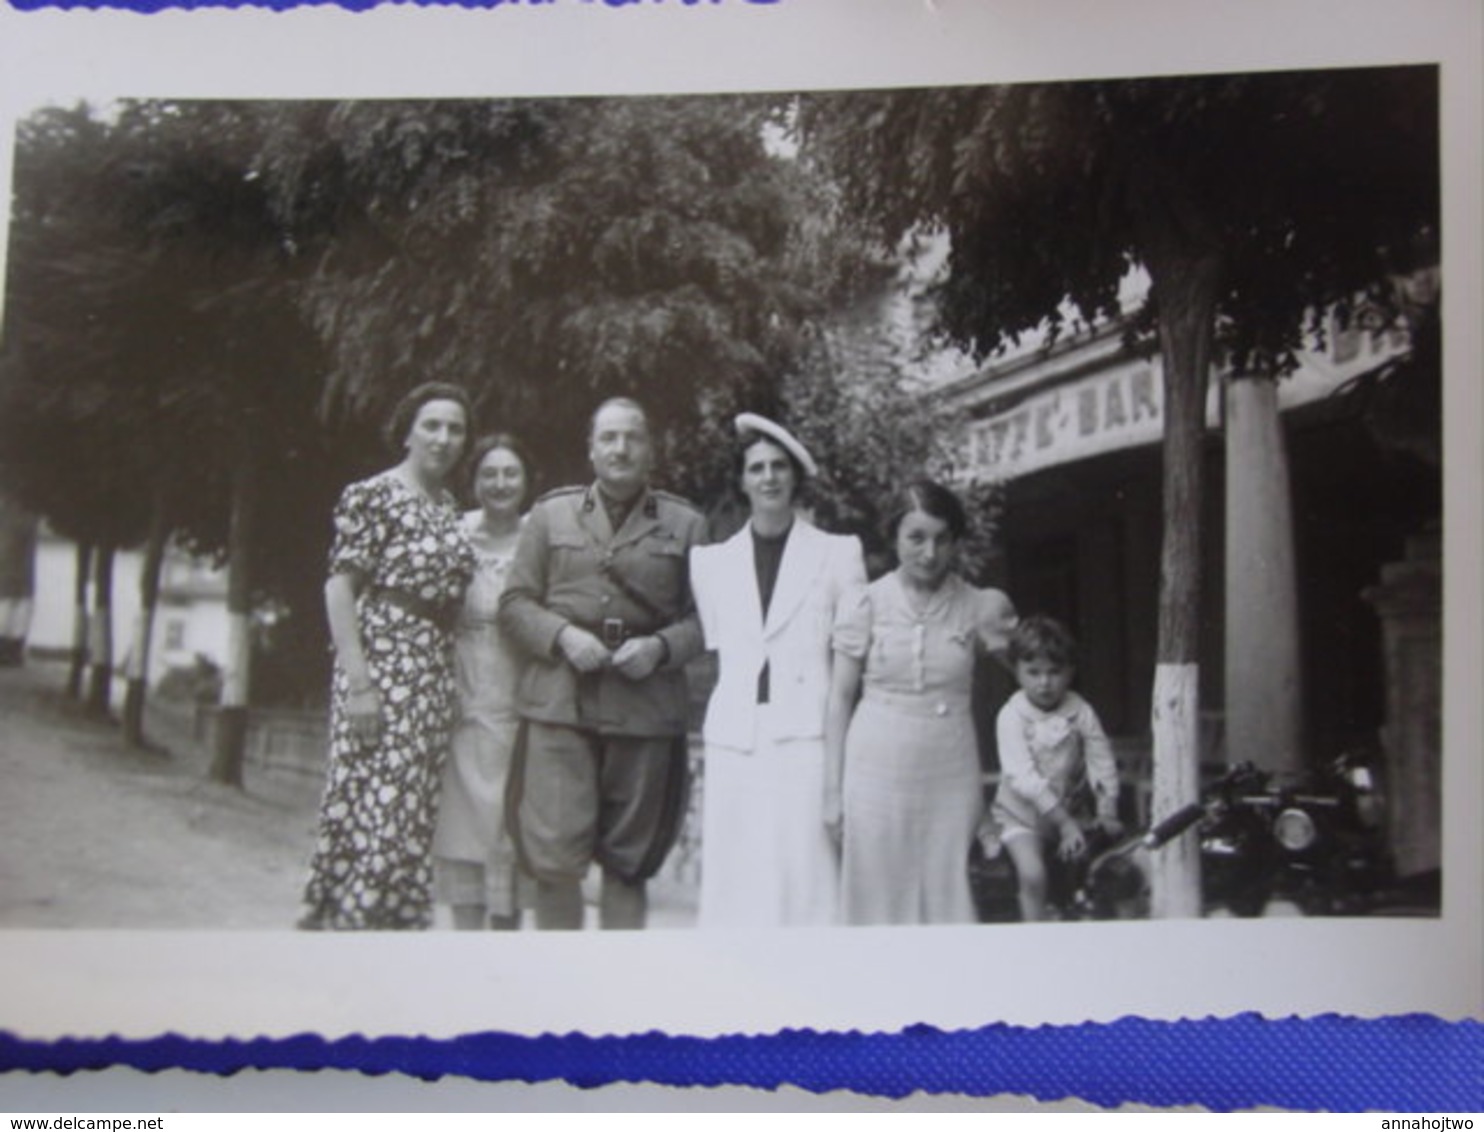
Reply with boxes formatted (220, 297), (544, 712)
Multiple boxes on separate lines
(498, 397), (707, 929)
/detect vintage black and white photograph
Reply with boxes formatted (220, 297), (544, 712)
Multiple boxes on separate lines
(0, 0), (1477, 1040)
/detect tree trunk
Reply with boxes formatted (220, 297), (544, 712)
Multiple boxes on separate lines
(209, 448), (257, 787)
(123, 485), (171, 748)
(66, 542), (92, 700)
(1224, 374), (1302, 775)
(1145, 247), (1221, 920)
(0, 494), (38, 666)
(85, 543), (116, 717)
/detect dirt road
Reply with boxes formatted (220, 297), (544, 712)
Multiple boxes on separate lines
(0, 662), (327, 929)
(0, 661), (697, 929)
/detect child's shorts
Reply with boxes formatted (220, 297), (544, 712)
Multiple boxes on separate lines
(988, 803), (1060, 849)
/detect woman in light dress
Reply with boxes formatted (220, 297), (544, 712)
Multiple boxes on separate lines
(689, 414), (867, 927)
(825, 480), (1018, 926)
(431, 433), (536, 930)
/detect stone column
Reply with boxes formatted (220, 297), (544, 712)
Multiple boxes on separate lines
(1224, 374), (1303, 774)
(1363, 529), (1442, 878)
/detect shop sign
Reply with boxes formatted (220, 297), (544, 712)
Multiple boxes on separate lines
(960, 315), (1408, 483)
(963, 361), (1176, 481)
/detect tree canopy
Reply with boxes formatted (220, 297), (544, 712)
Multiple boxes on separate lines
(797, 66), (1438, 372)
(252, 96), (848, 489)
(4, 75), (1437, 715)
(2, 93), (966, 704)
(0, 100), (331, 561)
(795, 65), (1440, 915)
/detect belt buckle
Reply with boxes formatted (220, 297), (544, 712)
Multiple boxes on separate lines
(601, 618), (626, 648)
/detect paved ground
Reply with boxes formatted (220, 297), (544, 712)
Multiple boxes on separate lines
(0, 660), (696, 930)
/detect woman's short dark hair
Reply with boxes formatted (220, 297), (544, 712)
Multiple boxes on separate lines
(1008, 615), (1079, 667)
(885, 479), (968, 544)
(735, 429), (809, 502)
(467, 431), (539, 510)
(383, 382), (476, 455)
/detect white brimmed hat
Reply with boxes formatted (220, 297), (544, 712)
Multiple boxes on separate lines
(734, 412), (818, 479)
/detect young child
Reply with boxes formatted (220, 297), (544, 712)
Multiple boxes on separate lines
(983, 616), (1121, 922)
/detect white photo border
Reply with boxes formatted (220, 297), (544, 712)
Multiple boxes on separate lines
(0, 0), (1478, 1042)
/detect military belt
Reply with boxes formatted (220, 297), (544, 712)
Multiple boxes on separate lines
(570, 617), (656, 649)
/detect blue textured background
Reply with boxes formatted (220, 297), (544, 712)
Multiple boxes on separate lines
(3, 1018), (1482, 1110)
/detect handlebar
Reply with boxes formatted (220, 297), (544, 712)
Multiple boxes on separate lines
(1141, 763), (1264, 850)
(1138, 757), (1373, 855)
(1143, 803), (1207, 848)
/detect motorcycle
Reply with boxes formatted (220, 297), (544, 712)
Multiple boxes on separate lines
(971, 752), (1390, 922)
(970, 817), (1152, 923)
(1142, 754), (1391, 917)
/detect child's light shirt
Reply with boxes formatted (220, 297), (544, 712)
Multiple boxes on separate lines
(993, 689), (1119, 827)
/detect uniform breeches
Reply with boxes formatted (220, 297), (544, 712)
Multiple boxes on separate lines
(507, 721), (688, 885)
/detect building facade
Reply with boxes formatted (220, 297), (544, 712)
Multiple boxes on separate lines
(942, 312), (1440, 875)
(29, 527), (230, 688)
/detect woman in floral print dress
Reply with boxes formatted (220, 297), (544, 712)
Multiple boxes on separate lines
(299, 383), (478, 931)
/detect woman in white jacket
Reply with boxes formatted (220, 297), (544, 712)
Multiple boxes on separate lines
(689, 414), (867, 927)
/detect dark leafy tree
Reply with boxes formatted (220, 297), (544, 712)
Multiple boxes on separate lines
(102, 100), (330, 777)
(246, 91), (973, 691)
(253, 96), (834, 494)
(796, 66), (1439, 915)
(1, 92), (994, 779)
(1, 100), (330, 760)
(771, 287), (1003, 580)
(1, 104), (159, 716)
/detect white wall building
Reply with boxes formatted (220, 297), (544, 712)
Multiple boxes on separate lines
(30, 527), (230, 685)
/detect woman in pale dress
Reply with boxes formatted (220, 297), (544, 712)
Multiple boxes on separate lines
(431, 433), (536, 930)
(825, 479), (1017, 926)
(689, 414), (867, 927)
